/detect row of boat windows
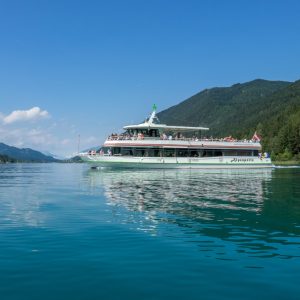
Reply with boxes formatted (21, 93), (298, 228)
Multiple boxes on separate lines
(126, 129), (160, 137)
(103, 147), (259, 157)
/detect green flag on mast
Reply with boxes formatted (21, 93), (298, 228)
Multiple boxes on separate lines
(152, 104), (157, 111)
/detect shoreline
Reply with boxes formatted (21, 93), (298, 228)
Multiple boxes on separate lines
(273, 160), (300, 166)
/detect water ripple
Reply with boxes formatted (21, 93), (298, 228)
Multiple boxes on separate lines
(0, 164), (300, 300)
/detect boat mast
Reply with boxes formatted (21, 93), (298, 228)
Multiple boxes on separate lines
(148, 104), (157, 124)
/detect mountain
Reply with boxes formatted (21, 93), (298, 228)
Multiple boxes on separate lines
(41, 151), (66, 160)
(0, 143), (58, 162)
(82, 146), (101, 152)
(62, 156), (84, 163)
(157, 79), (300, 161)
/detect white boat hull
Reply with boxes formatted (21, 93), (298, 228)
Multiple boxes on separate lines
(81, 155), (273, 169)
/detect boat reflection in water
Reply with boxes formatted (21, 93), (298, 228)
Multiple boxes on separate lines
(87, 168), (300, 260)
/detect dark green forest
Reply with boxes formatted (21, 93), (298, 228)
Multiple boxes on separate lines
(0, 154), (16, 163)
(158, 79), (300, 161)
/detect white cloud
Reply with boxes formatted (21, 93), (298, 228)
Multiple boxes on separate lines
(0, 122), (78, 157)
(0, 126), (54, 147)
(0, 108), (100, 157)
(3, 107), (49, 124)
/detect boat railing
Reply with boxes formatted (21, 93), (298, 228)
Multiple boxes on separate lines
(106, 135), (259, 144)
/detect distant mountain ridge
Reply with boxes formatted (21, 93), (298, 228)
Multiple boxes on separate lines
(0, 143), (58, 162)
(158, 79), (300, 160)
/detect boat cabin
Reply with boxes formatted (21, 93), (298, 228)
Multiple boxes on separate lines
(100, 146), (259, 158)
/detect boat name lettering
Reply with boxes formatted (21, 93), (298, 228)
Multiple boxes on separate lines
(230, 158), (254, 163)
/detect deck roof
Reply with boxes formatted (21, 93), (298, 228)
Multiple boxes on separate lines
(123, 123), (209, 131)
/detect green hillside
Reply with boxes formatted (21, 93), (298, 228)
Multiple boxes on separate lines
(0, 142), (58, 162)
(0, 154), (16, 163)
(158, 79), (300, 161)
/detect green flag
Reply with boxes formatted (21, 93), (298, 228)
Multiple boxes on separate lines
(152, 104), (157, 111)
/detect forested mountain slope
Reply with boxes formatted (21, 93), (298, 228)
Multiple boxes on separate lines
(0, 143), (57, 162)
(158, 79), (300, 160)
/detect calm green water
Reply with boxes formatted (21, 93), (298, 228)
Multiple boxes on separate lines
(0, 164), (299, 300)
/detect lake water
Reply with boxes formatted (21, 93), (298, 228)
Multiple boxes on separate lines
(0, 164), (299, 300)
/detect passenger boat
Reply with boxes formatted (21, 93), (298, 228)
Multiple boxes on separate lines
(80, 106), (273, 168)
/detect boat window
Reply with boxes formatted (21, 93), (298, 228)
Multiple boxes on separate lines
(127, 130), (134, 136)
(177, 149), (189, 157)
(101, 147), (110, 154)
(202, 150), (213, 157)
(164, 148), (175, 157)
(139, 129), (149, 137)
(121, 148), (134, 156)
(147, 148), (161, 157)
(237, 151), (252, 156)
(223, 150), (255, 156)
(190, 150), (202, 157)
(223, 150), (238, 156)
(214, 151), (223, 157)
(134, 148), (148, 157)
(149, 129), (159, 137)
(112, 147), (121, 155)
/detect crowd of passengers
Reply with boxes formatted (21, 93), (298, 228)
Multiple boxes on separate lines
(107, 133), (256, 143)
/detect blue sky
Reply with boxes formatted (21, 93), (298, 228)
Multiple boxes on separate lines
(0, 0), (300, 156)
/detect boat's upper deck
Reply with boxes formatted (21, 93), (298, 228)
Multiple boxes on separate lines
(104, 137), (261, 150)
(104, 106), (261, 150)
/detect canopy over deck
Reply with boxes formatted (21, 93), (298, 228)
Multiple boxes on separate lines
(123, 123), (209, 131)
(123, 105), (209, 132)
